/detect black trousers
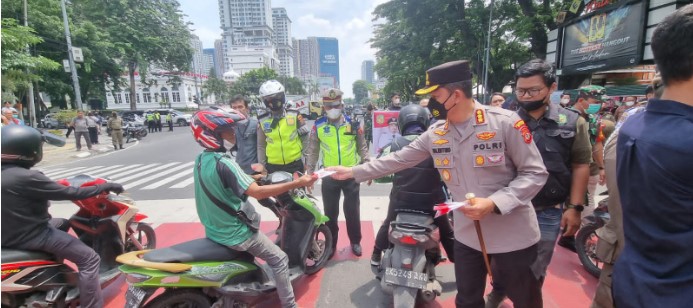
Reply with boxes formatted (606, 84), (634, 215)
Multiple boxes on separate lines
(88, 127), (99, 144)
(266, 159), (304, 174)
(454, 241), (542, 308)
(374, 204), (455, 261)
(322, 177), (362, 246)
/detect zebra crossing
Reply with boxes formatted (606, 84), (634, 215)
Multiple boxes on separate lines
(42, 162), (197, 192)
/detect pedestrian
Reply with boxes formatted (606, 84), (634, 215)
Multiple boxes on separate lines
(328, 60), (548, 308)
(257, 80), (306, 174)
(613, 5), (693, 307)
(485, 59), (592, 307)
(388, 92), (402, 110)
(560, 93), (572, 107)
(166, 112), (173, 131)
(489, 92), (506, 108)
(87, 112), (99, 144)
(71, 111), (92, 151)
(65, 121), (74, 138)
(230, 95), (259, 175)
(3, 109), (22, 125)
(1, 102), (15, 114)
(614, 96), (636, 121)
(305, 88), (370, 258)
(107, 112), (124, 150)
(154, 111), (162, 132)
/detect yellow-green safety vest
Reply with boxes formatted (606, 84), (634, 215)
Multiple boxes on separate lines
(315, 117), (359, 167)
(260, 113), (302, 165)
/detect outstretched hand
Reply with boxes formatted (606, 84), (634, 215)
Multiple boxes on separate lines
(294, 173), (318, 188)
(325, 166), (354, 180)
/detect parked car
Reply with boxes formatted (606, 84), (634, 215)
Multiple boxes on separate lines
(39, 114), (65, 129)
(143, 109), (192, 126)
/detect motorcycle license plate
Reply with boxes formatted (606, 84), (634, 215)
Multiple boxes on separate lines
(125, 286), (147, 307)
(383, 267), (428, 289)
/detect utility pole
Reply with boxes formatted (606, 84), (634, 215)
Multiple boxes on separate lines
(483, 0), (495, 104)
(60, 0), (84, 110)
(24, 0), (37, 127)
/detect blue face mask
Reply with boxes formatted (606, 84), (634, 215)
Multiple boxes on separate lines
(12, 114), (19, 118)
(585, 103), (601, 114)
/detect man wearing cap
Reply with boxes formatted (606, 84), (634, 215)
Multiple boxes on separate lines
(559, 85), (615, 251)
(305, 88), (370, 257)
(328, 60), (548, 308)
(388, 92), (403, 111)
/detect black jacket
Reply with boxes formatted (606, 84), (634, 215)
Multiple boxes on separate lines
(1, 164), (108, 247)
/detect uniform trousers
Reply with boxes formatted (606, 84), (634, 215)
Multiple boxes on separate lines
(266, 159), (304, 174)
(321, 177), (362, 247)
(111, 129), (123, 148)
(454, 241), (542, 308)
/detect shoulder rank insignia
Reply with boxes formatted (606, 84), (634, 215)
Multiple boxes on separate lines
(475, 109), (485, 125)
(432, 139), (449, 145)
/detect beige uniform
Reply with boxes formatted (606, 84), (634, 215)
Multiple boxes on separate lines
(107, 117), (124, 147)
(353, 102), (548, 253)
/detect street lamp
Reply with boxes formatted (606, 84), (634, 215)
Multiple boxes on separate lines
(60, 0), (84, 110)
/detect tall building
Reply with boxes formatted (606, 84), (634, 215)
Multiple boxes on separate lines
(213, 40), (224, 78)
(227, 45), (278, 75)
(218, 0), (274, 74)
(293, 36), (340, 90)
(190, 34), (205, 75)
(203, 48), (216, 76)
(272, 8), (294, 77)
(361, 60), (375, 84)
(294, 37), (319, 79)
(316, 37), (340, 88)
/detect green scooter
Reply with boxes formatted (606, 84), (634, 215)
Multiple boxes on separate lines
(116, 171), (333, 307)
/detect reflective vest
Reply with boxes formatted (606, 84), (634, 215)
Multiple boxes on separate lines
(260, 112), (302, 165)
(315, 116), (359, 167)
(166, 114), (172, 121)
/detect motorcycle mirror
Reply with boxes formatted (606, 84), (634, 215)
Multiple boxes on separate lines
(40, 129), (66, 147)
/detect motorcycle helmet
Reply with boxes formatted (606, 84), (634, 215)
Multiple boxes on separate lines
(1, 125), (44, 167)
(259, 80), (286, 111)
(397, 104), (430, 135)
(190, 108), (245, 150)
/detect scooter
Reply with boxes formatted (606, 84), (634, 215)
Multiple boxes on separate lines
(576, 196), (611, 278)
(1, 174), (156, 308)
(116, 171), (333, 308)
(377, 212), (444, 307)
(124, 122), (148, 143)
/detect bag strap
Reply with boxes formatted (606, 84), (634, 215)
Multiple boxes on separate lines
(196, 156), (253, 223)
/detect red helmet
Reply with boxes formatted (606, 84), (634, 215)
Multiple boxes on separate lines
(190, 108), (245, 150)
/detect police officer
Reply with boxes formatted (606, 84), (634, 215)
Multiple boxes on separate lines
(328, 60), (548, 308)
(154, 111), (162, 132)
(107, 112), (124, 150)
(146, 111), (155, 133)
(485, 59), (592, 307)
(305, 88), (370, 257)
(257, 80), (306, 174)
(166, 112), (173, 131)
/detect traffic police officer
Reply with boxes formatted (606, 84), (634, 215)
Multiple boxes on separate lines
(257, 80), (306, 174)
(146, 111), (155, 133)
(328, 60), (548, 308)
(305, 88), (370, 257)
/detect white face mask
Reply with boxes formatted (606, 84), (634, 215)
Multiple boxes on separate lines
(560, 98), (570, 106)
(393, 98), (401, 106)
(625, 101), (635, 107)
(326, 109), (342, 120)
(223, 140), (235, 150)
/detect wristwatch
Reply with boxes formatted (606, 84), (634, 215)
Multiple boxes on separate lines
(566, 204), (585, 212)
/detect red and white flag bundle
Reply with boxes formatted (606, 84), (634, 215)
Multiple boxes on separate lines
(433, 201), (470, 218)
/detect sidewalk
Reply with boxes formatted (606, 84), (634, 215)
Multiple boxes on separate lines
(36, 128), (119, 167)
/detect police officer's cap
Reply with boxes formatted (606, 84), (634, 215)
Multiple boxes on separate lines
(322, 88), (343, 107)
(387, 117), (398, 125)
(578, 85), (607, 101)
(415, 60), (473, 95)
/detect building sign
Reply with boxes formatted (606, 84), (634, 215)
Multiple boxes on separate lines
(560, 0), (645, 75)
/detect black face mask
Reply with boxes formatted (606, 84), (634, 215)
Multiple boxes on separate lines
(427, 92), (455, 120)
(518, 96), (548, 112)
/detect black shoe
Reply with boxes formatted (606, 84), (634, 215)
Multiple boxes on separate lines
(120, 145), (124, 149)
(351, 243), (362, 256)
(485, 290), (507, 308)
(558, 235), (577, 253)
(370, 248), (382, 266)
(114, 145), (117, 150)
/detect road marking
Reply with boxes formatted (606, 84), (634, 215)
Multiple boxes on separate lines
(46, 166), (103, 179)
(124, 162), (195, 190)
(141, 168), (194, 190)
(104, 164), (159, 180)
(112, 162), (180, 184)
(170, 176), (195, 189)
(40, 167), (67, 174)
(52, 164), (125, 179)
(97, 164), (143, 177)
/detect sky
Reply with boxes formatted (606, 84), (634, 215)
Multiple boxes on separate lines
(178, 0), (388, 98)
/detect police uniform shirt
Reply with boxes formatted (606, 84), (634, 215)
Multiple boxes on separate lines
(353, 102), (548, 253)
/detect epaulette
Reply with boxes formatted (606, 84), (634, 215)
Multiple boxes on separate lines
(314, 116), (328, 126)
(257, 109), (271, 120)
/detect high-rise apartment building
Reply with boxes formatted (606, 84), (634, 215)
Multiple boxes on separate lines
(203, 48), (216, 76)
(214, 40), (225, 78)
(293, 37), (340, 90)
(190, 34), (205, 75)
(361, 60), (375, 84)
(272, 8), (294, 77)
(218, 0), (275, 74)
(294, 37), (319, 79)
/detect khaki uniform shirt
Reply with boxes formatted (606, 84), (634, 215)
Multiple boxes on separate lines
(353, 102), (548, 253)
(107, 117), (123, 130)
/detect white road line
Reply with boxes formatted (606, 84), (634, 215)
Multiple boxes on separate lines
(103, 164), (158, 180)
(170, 176), (195, 189)
(40, 167), (68, 174)
(124, 162), (195, 190)
(45, 166), (91, 178)
(64, 164), (124, 178)
(97, 164), (143, 177)
(141, 168), (194, 190)
(112, 163), (180, 184)
(47, 166), (103, 179)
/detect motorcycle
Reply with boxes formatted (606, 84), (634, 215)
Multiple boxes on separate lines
(116, 171), (333, 308)
(576, 195), (611, 278)
(377, 212), (444, 307)
(1, 174), (156, 308)
(123, 122), (148, 143)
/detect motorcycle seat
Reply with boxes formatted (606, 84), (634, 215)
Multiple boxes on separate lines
(392, 213), (435, 230)
(1, 249), (55, 263)
(143, 238), (254, 263)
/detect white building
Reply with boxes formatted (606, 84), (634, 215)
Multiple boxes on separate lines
(272, 8), (293, 77)
(105, 71), (214, 110)
(218, 0), (274, 73)
(294, 37), (319, 79)
(227, 45), (279, 75)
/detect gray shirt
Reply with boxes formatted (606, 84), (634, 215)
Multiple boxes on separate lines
(353, 103), (548, 253)
(233, 117), (259, 174)
(71, 117), (90, 132)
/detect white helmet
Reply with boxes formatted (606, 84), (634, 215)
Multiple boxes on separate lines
(259, 80), (285, 111)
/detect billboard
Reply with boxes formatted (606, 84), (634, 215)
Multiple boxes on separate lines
(317, 37), (340, 86)
(559, 0), (645, 75)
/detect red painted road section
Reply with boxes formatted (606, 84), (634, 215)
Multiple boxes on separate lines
(106, 222), (597, 307)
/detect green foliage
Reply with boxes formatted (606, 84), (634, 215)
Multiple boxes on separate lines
(276, 76), (306, 95)
(229, 67), (278, 96)
(53, 110), (79, 126)
(204, 76), (231, 103)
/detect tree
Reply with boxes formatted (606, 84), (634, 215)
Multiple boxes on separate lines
(204, 76), (230, 103)
(353, 80), (370, 104)
(276, 76), (306, 95)
(229, 67), (278, 96)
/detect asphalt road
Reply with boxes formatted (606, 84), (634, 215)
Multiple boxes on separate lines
(39, 127), (393, 200)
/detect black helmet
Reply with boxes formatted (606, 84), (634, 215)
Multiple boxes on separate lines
(1, 125), (44, 167)
(398, 104), (430, 135)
